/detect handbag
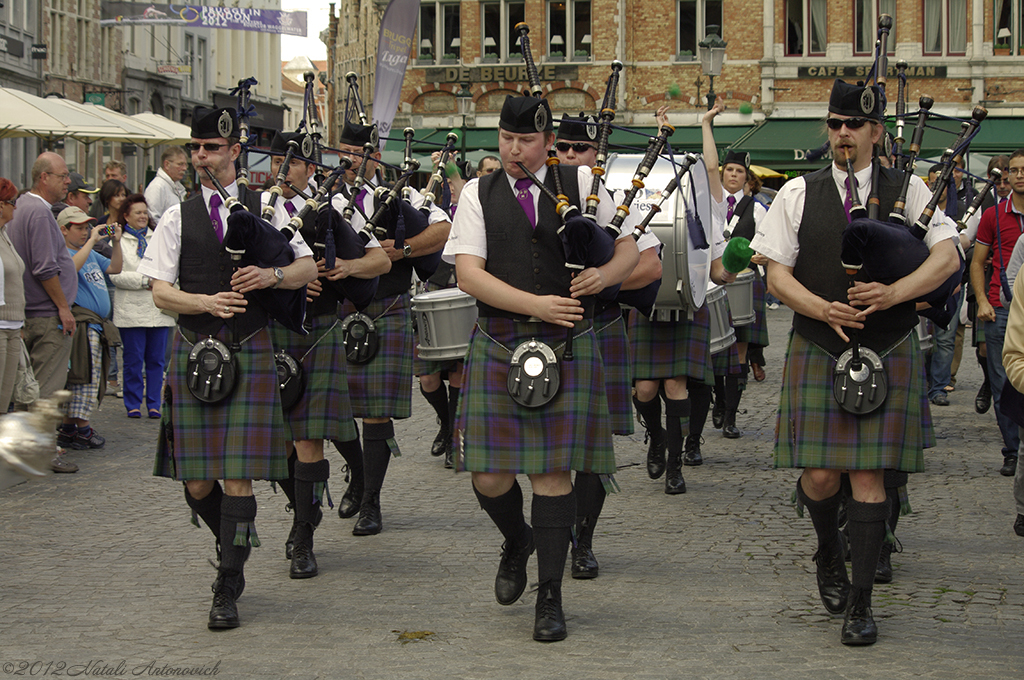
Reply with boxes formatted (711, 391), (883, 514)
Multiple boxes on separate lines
(13, 338), (39, 405)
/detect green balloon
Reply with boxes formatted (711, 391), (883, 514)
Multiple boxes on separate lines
(667, 84), (682, 99)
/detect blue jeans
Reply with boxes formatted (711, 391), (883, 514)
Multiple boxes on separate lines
(928, 291), (962, 399)
(984, 307), (1020, 459)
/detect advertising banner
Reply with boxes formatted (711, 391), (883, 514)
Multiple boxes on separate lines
(372, 0), (420, 150)
(100, 3), (307, 36)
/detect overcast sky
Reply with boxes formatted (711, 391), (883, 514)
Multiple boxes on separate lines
(281, 1), (331, 61)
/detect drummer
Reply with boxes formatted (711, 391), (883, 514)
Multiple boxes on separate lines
(701, 98), (770, 441)
(262, 130), (390, 578)
(630, 108), (735, 495)
(554, 111), (662, 578)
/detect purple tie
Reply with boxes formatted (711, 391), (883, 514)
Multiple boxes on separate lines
(843, 178), (854, 223)
(514, 178), (536, 228)
(726, 195), (736, 221)
(284, 201), (297, 217)
(209, 193), (224, 243)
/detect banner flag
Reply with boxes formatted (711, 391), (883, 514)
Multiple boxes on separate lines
(371, 0), (420, 150)
(100, 3), (307, 37)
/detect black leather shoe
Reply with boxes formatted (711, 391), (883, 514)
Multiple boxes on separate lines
(1000, 456), (1018, 477)
(337, 475), (364, 519)
(646, 428), (667, 479)
(443, 441), (454, 469)
(1014, 514), (1024, 537)
(208, 571), (241, 630)
(495, 529), (534, 605)
(285, 504), (322, 559)
(874, 542), (893, 584)
(712, 399), (725, 429)
(722, 423), (741, 439)
(352, 491), (382, 536)
(841, 588), (878, 646)
(975, 381), (992, 414)
(683, 435), (703, 466)
(533, 581), (567, 642)
(430, 425), (451, 457)
(289, 523), (318, 579)
(813, 541), (850, 615)
(664, 454), (686, 495)
(570, 544), (599, 579)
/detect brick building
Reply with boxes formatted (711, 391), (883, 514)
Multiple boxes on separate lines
(324, 0), (1024, 172)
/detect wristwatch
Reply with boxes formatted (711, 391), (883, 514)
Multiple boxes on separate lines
(402, 244), (413, 258)
(272, 267), (285, 288)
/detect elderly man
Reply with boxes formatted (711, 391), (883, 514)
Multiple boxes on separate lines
(145, 146), (189, 222)
(751, 79), (959, 645)
(7, 152), (79, 473)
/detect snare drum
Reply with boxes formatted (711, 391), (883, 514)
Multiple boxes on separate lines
(706, 284), (736, 354)
(724, 268), (756, 326)
(412, 288), (479, 361)
(916, 318), (933, 352)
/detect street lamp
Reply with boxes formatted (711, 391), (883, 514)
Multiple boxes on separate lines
(698, 25), (727, 111)
(456, 82), (473, 158)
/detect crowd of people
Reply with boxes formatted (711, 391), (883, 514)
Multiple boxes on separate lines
(1, 78), (1022, 645)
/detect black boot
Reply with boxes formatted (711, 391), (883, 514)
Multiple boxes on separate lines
(475, 481), (533, 605)
(976, 350), (992, 414)
(841, 586), (878, 645)
(421, 383), (451, 456)
(210, 495), (257, 630)
(444, 386), (459, 469)
(722, 374), (743, 439)
(683, 434), (703, 466)
(290, 459), (328, 579)
(571, 472), (605, 579)
(633, 394), (666, 480)
(353, 421), (394, 536)
(685, 381), (711, 466)
(332, 429), (364, 519)
(532, 491), (574, 642)
(280, 456), (298, 559)
(842, 497), (888, 644)
(663, 397), (689, 494)
(712, 375), (726, 429)
(534, 580), (567, 642)
(798, 478), (849, 615)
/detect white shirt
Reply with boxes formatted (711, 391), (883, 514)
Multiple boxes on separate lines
(261, 190), (382, 249)
(444, 164), (638, 263)
(330, 179), (450, 238)
(138, 181), (312, 284)
(144, 167), (188, 223)
(751, 164), (957, 268)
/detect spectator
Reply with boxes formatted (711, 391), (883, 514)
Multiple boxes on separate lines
(0, 178), (26, 412)
(89, 161), (129, 219)
(7, 152), (79, 473)
(144, 147), (189, 223)
(997, 256), (1024, 538)
(55, 207), (122, 450)
(109, 194), (174, 418)
(51, 173), (99, 222)
(97, 179), (128, 226)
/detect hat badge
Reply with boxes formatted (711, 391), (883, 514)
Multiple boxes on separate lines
(301, 134), (314, 159)
(369, 125), (380, 148)
(534, 104), (548, 132)
(217, 110), (233, 138)
(586, 116), (598, 140)
(859, 88), (876, 116)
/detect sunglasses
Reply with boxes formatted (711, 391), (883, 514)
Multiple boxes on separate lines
(185, 142), (227, 153)
(825, 117), (874, 130)
(555, 142), (597, 153)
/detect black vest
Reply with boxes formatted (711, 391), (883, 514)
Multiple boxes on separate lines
(178, 186), (268, 337)
(428, 260), (456, 287)
(478, 165), (592, 319)
(729, 194), (757, 241)
(295, 205), (344, 318)
(792, 165), (917, 355)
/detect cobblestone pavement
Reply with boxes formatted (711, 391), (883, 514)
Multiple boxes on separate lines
(1, 307), (1022, 679)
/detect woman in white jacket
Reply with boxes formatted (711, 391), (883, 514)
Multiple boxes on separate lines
(109, 194), (175, 418)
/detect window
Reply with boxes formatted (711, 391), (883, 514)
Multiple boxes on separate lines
(481, 1), (525, 62)
(924, 0), (967, 55)
(786, 0), (827, 56)
(197, 38), (207, 99)
(418, 2), (461, 63)
(994, 0), (1024, 54)
(677, 1), (722, 58)
(854, 0), (896, 55)
(549, 1), (592, 59)
(184, 34), (194, 98)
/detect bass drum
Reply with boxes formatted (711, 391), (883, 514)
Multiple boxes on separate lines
(604, 153), (714, 314)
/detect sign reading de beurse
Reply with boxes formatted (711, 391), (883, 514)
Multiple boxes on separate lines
(424, 64), (579, 84)
(798, 65), (948, 78)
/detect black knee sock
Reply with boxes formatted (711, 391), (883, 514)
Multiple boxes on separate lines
(220, 495), (258, 573)
(474, 479), (529, 547)
(632, 394), (663, 437)
(293, 459), (330, 526)
(663, 397), (691, 456)
(532, 490), (576, 584)
(420, 382), (450, 428)
(713, 374), (726, 407)
(883, 470), (907, 535)
(277, 454), (297, 508)
(332, 421), (363, 481)
(574, 472), (606, 543)
(688, 381), (712, 439)
(361, 421), (394, 495)
(797, 477), (843, 550)
(847, 498), (890, 590)
(977, 349), (991, 386)
(447, 386), (460, 431)
(184, 482), (223, 541)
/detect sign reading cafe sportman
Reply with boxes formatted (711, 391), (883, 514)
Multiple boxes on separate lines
(798, 65), (948, 78)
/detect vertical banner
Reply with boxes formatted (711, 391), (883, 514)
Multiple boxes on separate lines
(372, 0), (420, 150)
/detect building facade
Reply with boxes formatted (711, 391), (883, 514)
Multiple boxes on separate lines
(0, 1), (46, 187)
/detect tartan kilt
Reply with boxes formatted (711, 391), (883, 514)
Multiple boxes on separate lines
(629, 306), (713, 383)
(456, 317), (615, 476)
(734, 275), (770, 347)
(712, 341), (743, 376)
(413, 280), (465, 377)
(774, 330), (932, 472)
(268, 314), (357, 443)
(594, 305), (634, 435)
(340, 293), (414, 419)
(155, 327), (288, 481)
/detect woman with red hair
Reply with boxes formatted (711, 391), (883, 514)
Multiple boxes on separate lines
(0, 178), (27, 411)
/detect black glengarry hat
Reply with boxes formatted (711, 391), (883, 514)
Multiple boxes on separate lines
(828, 79), (884, 121)
(499, 95), (553, 134)
(191, 106), (240, 140)
(339, 121), (379, 147)
(270, 130), (315, 158)
(722, 150), (750, 170)
(557, 112), (599, 142)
